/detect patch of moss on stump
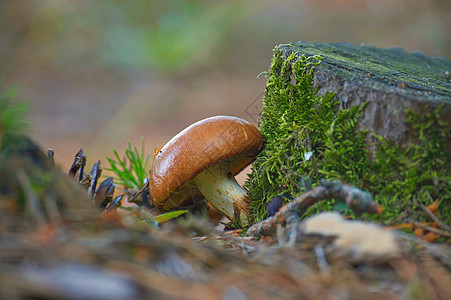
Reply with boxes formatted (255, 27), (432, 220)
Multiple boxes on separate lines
(246, 42), (450, 228)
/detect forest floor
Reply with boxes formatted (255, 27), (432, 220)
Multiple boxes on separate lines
(0, 146), (450, 300)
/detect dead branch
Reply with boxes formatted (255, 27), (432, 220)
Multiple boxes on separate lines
(247, 180), (382, 238)
(419, 203), (451, 232)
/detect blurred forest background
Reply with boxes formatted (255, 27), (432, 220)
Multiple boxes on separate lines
(1, 0), (450, 182)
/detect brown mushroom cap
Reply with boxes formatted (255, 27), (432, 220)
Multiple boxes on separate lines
(149, 116), (263, 211)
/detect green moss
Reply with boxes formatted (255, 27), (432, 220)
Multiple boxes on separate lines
(368, 105), (450, 224)
(279, 42), (451, 101)
(246, 46), (451, 226)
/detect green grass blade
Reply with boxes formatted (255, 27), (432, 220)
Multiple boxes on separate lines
(154, 210), (188, 223)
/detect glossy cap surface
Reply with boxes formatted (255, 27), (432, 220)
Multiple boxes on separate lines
(149, 116), (263, 211)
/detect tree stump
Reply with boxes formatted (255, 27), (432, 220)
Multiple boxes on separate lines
(278, 41), (451, 149)
(247, 41), (450, 222)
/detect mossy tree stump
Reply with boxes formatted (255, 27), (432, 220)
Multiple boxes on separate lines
(281, 41), (451, 151)
(247, 41), (450, 225)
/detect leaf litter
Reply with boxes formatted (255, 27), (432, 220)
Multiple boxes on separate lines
(0, 142), (450, 299)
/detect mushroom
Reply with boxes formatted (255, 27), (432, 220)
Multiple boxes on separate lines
(149, 116), (264, 226)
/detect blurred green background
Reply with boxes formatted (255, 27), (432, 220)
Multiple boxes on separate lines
(1, 0), (450, 181)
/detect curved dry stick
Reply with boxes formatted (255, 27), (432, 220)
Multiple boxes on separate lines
(247, 180), (382, 238)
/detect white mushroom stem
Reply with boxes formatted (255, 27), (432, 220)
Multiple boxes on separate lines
(192, 162), (250, 226)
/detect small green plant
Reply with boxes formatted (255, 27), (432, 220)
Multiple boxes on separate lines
(120, 206), (188, 228)
(105, 139), (189, 224)
(105, 138), (150, 190)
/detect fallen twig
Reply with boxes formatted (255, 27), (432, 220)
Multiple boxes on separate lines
(410, 221), (451, 239)
(247, 180), (382, 238)
(419, 203), (451, 232)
